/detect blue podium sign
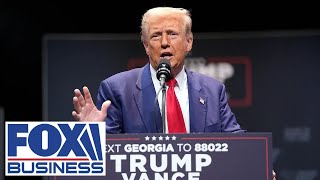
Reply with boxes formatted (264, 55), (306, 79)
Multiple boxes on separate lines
(50, 132), (272, 180)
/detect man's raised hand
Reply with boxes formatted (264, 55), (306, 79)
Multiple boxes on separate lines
(72, 86), (111, 122)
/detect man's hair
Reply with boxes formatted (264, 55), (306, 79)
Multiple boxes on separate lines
(140, 7), (193, 43)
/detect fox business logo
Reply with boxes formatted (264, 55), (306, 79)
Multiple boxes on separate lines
(5, 121), (106, 176)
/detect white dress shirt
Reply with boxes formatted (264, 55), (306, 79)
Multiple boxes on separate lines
(150, 64), (190, 133)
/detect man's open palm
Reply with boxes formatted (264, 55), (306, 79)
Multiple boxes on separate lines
(72, 86), (110, 122)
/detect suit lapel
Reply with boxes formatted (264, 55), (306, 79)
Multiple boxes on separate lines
(187, 70), (207, 133)
(133, 64), (162, 133)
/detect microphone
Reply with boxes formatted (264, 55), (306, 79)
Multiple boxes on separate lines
(155, 58), (171, 134)
(156, 58), (172, 88)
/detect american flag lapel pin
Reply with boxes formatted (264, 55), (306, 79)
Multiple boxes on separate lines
(199, 97), (205, 105)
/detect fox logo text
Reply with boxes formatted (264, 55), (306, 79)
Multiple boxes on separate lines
(5, 121), (106, 176)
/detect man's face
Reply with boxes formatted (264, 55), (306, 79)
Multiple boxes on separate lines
(143, 14), (193, 76)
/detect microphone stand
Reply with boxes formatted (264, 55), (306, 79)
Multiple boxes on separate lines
(160, 75), (167, 134)
(156, 59), (171, 134)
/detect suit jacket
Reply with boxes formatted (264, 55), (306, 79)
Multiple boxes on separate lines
(96, 63), (245, 133)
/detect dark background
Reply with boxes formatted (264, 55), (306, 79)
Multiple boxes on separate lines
(1, 1), (320, 180)
(2, 2), (319, 127)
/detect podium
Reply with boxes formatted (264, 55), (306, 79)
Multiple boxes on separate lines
(50, 132), (272, 180)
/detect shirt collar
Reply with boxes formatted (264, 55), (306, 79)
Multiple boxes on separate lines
(150, 64), (187, 90)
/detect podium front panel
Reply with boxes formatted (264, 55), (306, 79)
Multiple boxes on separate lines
(49, 132), (272, 180)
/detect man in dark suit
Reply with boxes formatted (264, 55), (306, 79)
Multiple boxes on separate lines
(72, 7), (244, 134)
(72, 7), (275, 179)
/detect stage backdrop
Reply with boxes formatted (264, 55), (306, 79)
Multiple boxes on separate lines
(43, 30), (320, 180)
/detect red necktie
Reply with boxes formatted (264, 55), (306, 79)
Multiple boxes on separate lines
(166, 78), (186, 133)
